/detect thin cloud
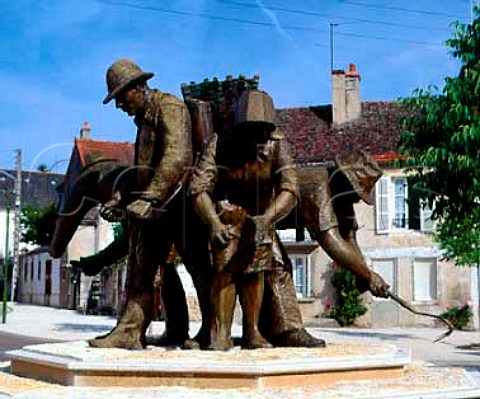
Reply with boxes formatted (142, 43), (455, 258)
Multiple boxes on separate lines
(255, 0), (300, 48)
(255, 0), (315, 65)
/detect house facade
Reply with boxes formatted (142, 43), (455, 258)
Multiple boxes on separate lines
(60, 123), (131, 313)
(15, 124), (127, 312)
(17, 248), (69, 308)
(277, 64), (477, 328)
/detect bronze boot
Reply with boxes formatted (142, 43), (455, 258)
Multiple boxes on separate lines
(89, 293), (153, 349)
(270, 328), (326, 348)
(147, 265), (190, 347)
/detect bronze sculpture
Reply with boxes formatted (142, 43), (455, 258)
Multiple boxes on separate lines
(49, 62), (391, 351)
(189, 90), (300, 350)
(89, 59), (213, 349)
(291, 152), (390, 297)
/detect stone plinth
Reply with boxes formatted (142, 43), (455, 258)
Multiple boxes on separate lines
(8, 341), (409, 388)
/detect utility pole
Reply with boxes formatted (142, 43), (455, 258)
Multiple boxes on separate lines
(2, 202), (10, 323)
(10, 149), (21, 302)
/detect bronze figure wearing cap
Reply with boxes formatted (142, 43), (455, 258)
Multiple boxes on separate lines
(87, 59), (213, 350)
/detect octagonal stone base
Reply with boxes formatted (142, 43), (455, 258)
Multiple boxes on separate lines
(8, 341), (409, 388)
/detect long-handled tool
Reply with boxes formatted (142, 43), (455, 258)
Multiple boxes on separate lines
(388, 291), (454, 343)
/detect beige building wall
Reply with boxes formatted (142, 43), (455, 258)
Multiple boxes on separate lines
(67, 215), (115, 310)
(293, 167), (475, 328)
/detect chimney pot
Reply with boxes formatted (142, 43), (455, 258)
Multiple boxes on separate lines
(80, 122), (91, 139)
(332, 63), (361, 124)
(346, 63), (361, 78)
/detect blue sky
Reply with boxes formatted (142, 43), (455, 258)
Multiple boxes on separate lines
(0, 0), (473, 172)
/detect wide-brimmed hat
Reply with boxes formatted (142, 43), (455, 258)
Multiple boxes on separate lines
(103, 59), (154, 104)
(334, 151), (383, 204)
(234, 90), (282, 139)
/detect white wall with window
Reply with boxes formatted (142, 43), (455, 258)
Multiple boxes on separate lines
(289, 254), (311, 298)
(375, 175), (434, 234)
(277, 228), (314, 299)
(413, 258), (438, 302)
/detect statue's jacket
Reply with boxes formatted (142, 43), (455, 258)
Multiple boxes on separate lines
(189, 130), (298, 274)
(133, 89), (193, 206)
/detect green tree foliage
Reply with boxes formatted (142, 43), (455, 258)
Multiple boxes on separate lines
(440, 303), (473, 330)
(112, 222), (123, 240)
(20, 204), (57, 246)
(328, 267), (367, 326)
(399, 10), (480, 265)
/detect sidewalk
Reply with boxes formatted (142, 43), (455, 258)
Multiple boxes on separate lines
(0, 302), (479, 367)
(0, 302), (480, 398)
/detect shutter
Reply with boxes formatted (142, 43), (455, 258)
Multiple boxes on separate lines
(375, 177), (390, 234)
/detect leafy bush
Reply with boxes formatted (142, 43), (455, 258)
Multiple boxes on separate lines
(440, 304), (473, 330)
(328, 266), (367, 326)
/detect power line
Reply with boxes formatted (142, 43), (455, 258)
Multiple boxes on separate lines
(97, 0), (321, 33)
(216, 0), (449, 32)
(98, 0), (442, 46)
(335, 30), (440, 45)
(341, 1), (464, 19)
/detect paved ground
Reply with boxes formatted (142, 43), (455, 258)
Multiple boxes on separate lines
(0, 332), (59, 362)
(0, 302), (478, 368)
(0, 302), (479, 398)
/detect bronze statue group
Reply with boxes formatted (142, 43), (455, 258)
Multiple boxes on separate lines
(62, 59), (390, 351)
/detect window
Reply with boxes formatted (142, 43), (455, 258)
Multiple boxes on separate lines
(393, 177), (407, 228)
(289, 255), (311, 298)
(413, 258), (437, 301)
(38, 261), (41, 280)
(30, 260), (33, 281)
(371, 259), (396, 298)
(375, 175), (434, 233)
(23, 260), (28, 281)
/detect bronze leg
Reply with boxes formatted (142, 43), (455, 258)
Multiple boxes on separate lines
(172, 193), (214, 349)
(259, 238), (325, 348)
(239, 272), (272, 349)
(209, 271), (236, 351)
(89, 217), (170, 349)
(148, 264), (190, 347)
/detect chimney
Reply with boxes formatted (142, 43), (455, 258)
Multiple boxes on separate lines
(345, 63), (361, 121)
(332, 64), (361, 124)
(80, 122), (91, 139)
(332, 69), (346, 124)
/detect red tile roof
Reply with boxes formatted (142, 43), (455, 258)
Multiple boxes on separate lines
(70, 101), (406, 169)
(75, 138), (134, 166)
(277, 101), (409, 165)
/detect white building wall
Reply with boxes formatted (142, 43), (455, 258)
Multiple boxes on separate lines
(67, 216), (115, 310)
(19, 251), (62, 307)
(0, 209), (14, 261)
